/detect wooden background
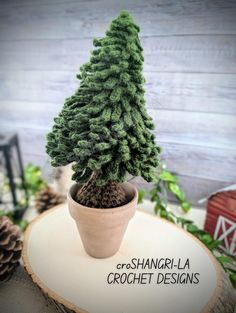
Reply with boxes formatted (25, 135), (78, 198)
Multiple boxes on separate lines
(0, 0), (236, 205)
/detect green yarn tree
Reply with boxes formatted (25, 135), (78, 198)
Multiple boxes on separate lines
(46, 11), (161, 208)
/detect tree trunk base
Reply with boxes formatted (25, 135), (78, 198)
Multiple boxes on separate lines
(75, 175), (127, 208)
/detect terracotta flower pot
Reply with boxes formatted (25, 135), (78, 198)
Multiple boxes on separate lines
(68, 182), (138, 258)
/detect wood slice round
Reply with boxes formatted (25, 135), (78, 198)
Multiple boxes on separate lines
(23, 204), (235, 313)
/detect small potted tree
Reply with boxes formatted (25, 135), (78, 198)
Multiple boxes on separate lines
(46, 11), (160, 258)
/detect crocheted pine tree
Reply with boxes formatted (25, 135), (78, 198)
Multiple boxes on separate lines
(46, 11), (160, 208)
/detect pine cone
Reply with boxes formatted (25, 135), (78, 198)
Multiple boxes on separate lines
(0, 216), (22, 282)
(35, 186), (64, 213)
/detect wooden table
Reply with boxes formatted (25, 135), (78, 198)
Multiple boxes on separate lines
(23, 204), (235, 313)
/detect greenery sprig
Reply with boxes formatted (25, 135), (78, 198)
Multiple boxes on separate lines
(20, 163), (46, 196)
(154, 168), (191, 213)
(138, 166), (236, 288)
(153, 203), (236, 288)
(0, 209), (28, 231)
(0, 163), (47, 231)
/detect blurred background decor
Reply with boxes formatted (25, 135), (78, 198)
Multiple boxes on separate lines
(0, 215), (22, 282)
(204, 188), (236, 258)
(35, 185), (64, 214)
(0, 133), (28, 217)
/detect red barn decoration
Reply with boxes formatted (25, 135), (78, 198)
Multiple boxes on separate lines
(204, 190), (236, 258)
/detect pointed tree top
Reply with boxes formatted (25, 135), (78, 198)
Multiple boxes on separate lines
(46, 10), (160, 186)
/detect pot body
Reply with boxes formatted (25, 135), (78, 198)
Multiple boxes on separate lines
(68, 182), (138, 258)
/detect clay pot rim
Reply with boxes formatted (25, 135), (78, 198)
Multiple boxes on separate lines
(67, 182), (138, 213)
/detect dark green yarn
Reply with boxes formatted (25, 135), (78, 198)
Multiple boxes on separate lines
(46, 10), (161, 186)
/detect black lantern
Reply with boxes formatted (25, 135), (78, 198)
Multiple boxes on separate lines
(0, 133), (28, 217)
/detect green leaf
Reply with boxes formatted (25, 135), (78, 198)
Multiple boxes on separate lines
(168, 183), (185, 202)
(154, 203), (159, 215)
(167, 215), (175, 223)
(0, 210), (5, 217)
(154, 201), (166, 215)
(24, 163), (46, 195)
(160, 209), (168, 219)
(229, 274), (236, 289)
(0, 210), (14, 219)
(154, 202), (161, 214)
(150, 188), (158, 202)
(155, 184), (162, 193)
(17, 220), (28, 232)
(176, 217), (193, 227)
(217, 256), (234, 265)
(207, 240), (221, 251)
(186, 224), (199, 234)
(138, 190), (145, 204)
(199, 234), (213, 244)
(181, 201), (191, 213)
(159, 171), (177, 183)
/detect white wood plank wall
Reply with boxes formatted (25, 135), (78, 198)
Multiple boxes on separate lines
(0, 0), (235, 204)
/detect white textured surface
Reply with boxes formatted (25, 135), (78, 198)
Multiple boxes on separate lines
(25, 205), (218, 313)
(24, 199), (206, 227)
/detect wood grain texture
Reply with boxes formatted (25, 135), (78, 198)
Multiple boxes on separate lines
(132, 176), (235, 206)
(22, 204), (236, 313)
(0, 71), (235, 115)
(1, 0), (236, 39)
(1, 124), (235, 185)
(1, 101), (235, 149)
(0, 35), (235, 74)
(0, 0), (235, 205)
